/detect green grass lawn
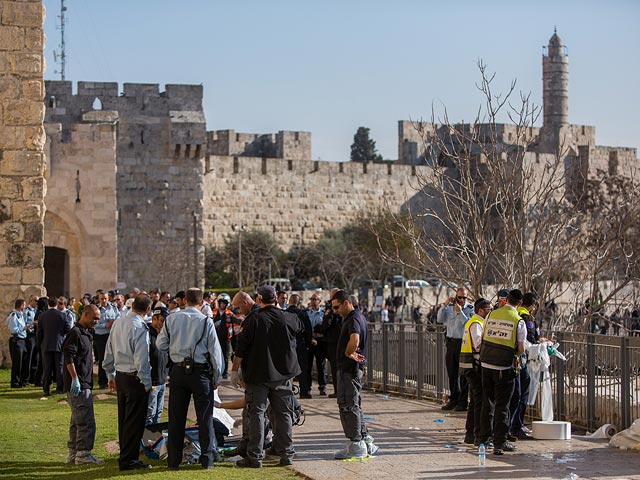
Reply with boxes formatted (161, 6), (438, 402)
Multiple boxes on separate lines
(0, 369), (300, 480)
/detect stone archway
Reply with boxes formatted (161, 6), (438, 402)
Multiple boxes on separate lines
(44, 211), (82, 297)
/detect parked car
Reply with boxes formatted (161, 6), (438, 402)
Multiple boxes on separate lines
(266, 278), (291, 291)
(406, 279), (430, 289)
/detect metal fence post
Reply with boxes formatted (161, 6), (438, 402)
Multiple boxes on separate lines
(586, 334), (596, 431)
(399, 325), (406, 393)
(555, 331), (565, 421)
(417, 325), (424, 399)
(620, 336), (631, 429)
(436, 325), (445, 401)
(367, 322), (373, 385)
(382, 324), (389, 394)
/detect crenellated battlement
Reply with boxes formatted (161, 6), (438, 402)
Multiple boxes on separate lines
(208, 129), (311, 160)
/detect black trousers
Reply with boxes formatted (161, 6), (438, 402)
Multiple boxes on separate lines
(445, 337), (468, 407)
(167, 365), (217, 468)
(9, 337), (28, 387)
(26, 335), (40, 384)
(115, 372), (149, 468)
(320, 340), (338, 393)
(509, 364), (531, 432)
(296, 346), (311, 395)
(94, 334), (109, 387)
(479, 367), (516, 448)
(307, 343), (327, 392)
(463, 368), (483, 442)
(42, 351), (63, 394)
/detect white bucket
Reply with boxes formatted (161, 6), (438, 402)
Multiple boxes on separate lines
(532, 420), (572, 440)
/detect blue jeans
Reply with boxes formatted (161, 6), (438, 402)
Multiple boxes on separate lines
(146, 383), (166, 425)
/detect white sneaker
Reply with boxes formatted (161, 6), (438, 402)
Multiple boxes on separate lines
(362, 435), (379, 455)
(334, 440), (367, 460)
(75, 451), (105, 465)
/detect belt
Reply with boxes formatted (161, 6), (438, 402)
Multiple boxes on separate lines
(176, 361), (208, 368)
(116, 370), (138, 377)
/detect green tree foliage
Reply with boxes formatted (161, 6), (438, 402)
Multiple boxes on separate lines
(350, 126), (383, 162)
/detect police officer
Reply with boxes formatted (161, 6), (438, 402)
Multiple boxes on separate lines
(459, 298), (492, 445)
(7, 299), (29, 388)
(231, 285), (303, 468)
(94, 289), (120, 389)
(102, 293), (152, 471)
(157, 288), (224, 470)
(24, 295), (38, 385)
(478, 289), (526, 456)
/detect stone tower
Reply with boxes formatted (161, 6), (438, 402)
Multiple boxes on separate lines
(540, 29), (569, 153)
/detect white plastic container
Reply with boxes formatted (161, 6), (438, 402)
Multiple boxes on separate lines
(532, 420), (572, 440)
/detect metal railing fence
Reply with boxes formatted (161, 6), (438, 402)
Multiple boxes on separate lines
(365, 323), (640, 431)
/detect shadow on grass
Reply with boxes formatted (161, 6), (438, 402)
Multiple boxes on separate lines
(0, 461), (129, 480)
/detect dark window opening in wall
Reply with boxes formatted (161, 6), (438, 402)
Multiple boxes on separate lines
(262, 157), (267, 175)
(140, 130), (144, 144)
(363, 163), (368, 174)
(411, 165), (416, 176)
(44, 246), (69, 298)
(205, 156), (211, 172)
(536, 152), (540, 164)
(508, 132), (513, 141)
(582, 126), (586, 135)
(185, 144), (192, 158)
(195, 144), (202, 158)
(272, 225), (276, 234)
(387, 163), (392, 175)
(48, 96), (56, 108)
(174, 144), (181, 159)
(236, 133), (240, 142)
(339, 163), (343, 174)
(313, 161), (319, 172)
(295, 132), (300, 141)
(287, 160), (293, 171)
(609, 150), (619, 176)
(233, 156), (239, 174)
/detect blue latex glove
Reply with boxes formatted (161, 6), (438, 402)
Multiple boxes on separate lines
(70, 377), (81, 397)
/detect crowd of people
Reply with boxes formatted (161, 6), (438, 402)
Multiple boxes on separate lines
(5, 284), (377, 469)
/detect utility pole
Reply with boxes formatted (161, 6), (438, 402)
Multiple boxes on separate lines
(232, 224), (247, 289)
(54, 0), (67, 80)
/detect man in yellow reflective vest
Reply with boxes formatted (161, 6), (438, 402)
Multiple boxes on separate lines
(459, 298), (492, 445)
(477, 289), (526, 456)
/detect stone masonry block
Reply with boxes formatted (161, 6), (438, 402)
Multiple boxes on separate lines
(0, 25), (23, 51)
(12, 201), (42, 222)
(21, 79), (43, 100)
(25, 125), (45, 150)
(1, 222), (24, 242)
(0, 151), (43, 175)
(0, 75), (20, 97)
(0, 126), (24, 149)
(7, 52), (41, 74)
(0, 198), (10, 222)
(6, 242), (41, 268)
(0, 266), (21, 284)
(3, 99), (44, 125)
(21, 176), (44, 200)
(21, 266), (42, 285)
(24, 27), (42, 50)
(1, 2), (44, 28)
(0, 177), (19, 198)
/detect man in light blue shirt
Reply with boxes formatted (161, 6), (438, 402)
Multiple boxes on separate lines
(102, 294), (152, 471)
(307, 293), (327, 396)
(95, 289), (120, 389)
(157, 287), (223, 470)
(7, 299), (29, 388)
(24, 295), (39, 385)
(437, 287), (474, 411)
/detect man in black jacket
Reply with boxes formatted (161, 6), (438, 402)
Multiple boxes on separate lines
(316, 288), (342, 397)
(62, 304), (104, 465)
(287, 293), (313, 398)
(231, 285), (303, 468)
(38, 297), (72, 396)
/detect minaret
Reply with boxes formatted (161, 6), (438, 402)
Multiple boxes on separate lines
(541, 28), (569, 152)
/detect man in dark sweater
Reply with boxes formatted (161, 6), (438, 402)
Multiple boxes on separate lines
(62, 304), (104, 465)
(231, 285), (303, 468)
(286, 293), (313, 398)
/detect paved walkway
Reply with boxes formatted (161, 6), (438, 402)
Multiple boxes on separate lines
(216, 384), (640, 480)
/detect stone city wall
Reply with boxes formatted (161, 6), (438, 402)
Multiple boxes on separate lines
(0, 0), (46, 365)
(208, 129), (311, 160)
(44, 113), (118, 296)
(202, 155), (430, 251)
(44, 80), (206, 291)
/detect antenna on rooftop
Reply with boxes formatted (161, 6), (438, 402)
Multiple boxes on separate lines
(53, 0), (67, 80)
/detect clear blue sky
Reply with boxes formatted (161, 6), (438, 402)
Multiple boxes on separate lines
(42, 0), (640, 161)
